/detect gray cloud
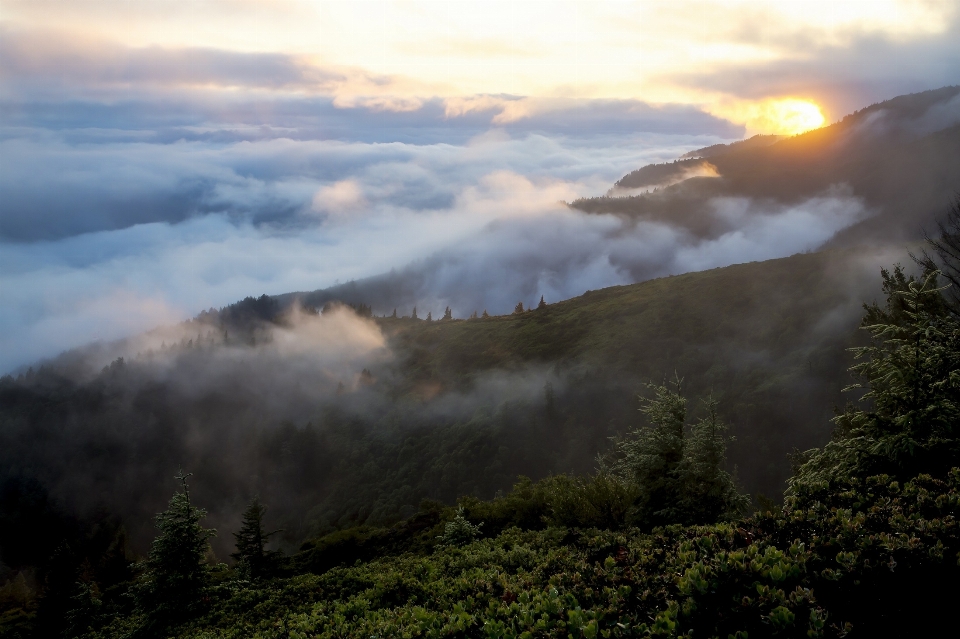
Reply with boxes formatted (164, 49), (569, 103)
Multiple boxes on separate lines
(670, 17), (960, 119)
(293, 191), (867, 319)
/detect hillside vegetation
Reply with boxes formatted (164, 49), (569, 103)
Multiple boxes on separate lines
(1, 248), (877, 573)
(5, 256), (960, 638)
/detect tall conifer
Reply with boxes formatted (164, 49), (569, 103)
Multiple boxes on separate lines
(134, 470), (215, 632)
(231, 496), (281, 579)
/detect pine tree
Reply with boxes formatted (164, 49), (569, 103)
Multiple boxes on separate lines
(411, 306), (418, 320)
(537, 295), (546, 309)
(470, 311), (478, 319)
(482, 310), (489, 318)
(391, 308), (397, 318)
(443, 306), (452, 320)
(514, 302), (524, 314)
(134, 470), (216, 632)
(426, 311), (432, 321)
(231, 496), (281, 580)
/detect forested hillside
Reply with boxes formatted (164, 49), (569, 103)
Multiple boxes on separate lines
(5, 246), (960, 638)
(0, 247), (880, 568)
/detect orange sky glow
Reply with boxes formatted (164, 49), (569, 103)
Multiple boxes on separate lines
(3, 0), (955, 135)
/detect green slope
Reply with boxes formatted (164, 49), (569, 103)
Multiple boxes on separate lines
(373, 248), (884, 495)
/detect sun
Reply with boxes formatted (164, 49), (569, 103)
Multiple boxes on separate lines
(748, 99), (826, 136)
(707, 97), (827, 137)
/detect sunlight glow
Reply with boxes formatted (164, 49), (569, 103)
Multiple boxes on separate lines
(761, 99), (827, 136)
(1, 0), (954, 106)
(713, 98), (827, 136)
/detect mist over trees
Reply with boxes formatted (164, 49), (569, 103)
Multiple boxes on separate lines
(5, 241), (960, 637)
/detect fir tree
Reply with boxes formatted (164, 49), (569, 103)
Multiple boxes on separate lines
(514, 302), (524, 314)
(133, 469), (216, 633)
(231, 496), (281, 580)
(426, 311), (433, 321)
(613, 378), (687, 527)
(482, 310), (489, 318)
(791, 267), (960, 490)
(438, 507), (482, 546)
(537, 295), (546, 309)
(391, 308), (397, 318)
(470, 311), (478, 319)
(411, 306), (418, 320)
(443, 306), (453, 320)
(611, 381), (747, 527)
(679, 396), (749, 522)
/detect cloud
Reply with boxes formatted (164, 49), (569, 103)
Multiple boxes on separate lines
(290, 187), (867, 321)
(668, 15), (960, 120)
(0, 25), (429, 100)
(443, 95), (518, 118)
(311, 180), (368, 216)
(0, 107), (733, 242)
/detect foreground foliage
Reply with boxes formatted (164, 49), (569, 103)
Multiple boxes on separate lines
(84, 469), (960, 638)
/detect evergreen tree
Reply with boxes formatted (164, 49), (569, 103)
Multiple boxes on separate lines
(133, 470), (216, 633)
(231, 496), (281, 580)
(426, 311), (432, 321)
(514, 302), (524, 314)
(470, 311), (478, 319)
(537, 295), (546, 309)
(438, 507), (482, 546)
(916, 196), (960, 312)
(411, 306), (418, 320)
(391, 308), (397, 318)
(679, 396), (749, 522)
(791, 267), (960, 490)
(613, 379), (687, 527)
(443, 306), (452, 320)
(482, 310), (489, 318)
(609, 379), (747, 528)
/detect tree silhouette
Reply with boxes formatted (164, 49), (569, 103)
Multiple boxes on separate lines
(134, 469), (216, 632)
(537, 295), (546, 309)
(231, 495), (281, 580)
(514, 302), (524, 314)
(443, 306), (453, 320)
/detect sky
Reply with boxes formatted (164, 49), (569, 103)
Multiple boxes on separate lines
(2, 0), (960, 372)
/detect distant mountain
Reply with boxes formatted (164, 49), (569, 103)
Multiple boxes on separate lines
(609, 134), (785, 193)
(678, 133), (785, 160)
(572, 86), (960, 247)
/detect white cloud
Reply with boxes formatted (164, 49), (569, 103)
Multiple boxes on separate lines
(310, 179), (368, 216)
